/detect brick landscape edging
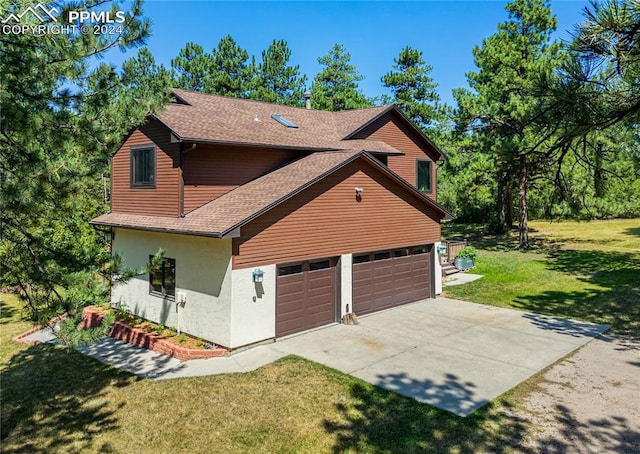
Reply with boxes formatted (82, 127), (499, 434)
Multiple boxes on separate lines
(12, 314), (68, 346)
(81, 307), (228, 360)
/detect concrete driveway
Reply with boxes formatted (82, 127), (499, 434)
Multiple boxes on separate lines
(52, 297), (608, 416)
(262, 297), (608, 416)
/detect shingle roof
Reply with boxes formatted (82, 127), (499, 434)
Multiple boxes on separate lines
(158, 89), (398, 152)
(92, 150), (450, 237)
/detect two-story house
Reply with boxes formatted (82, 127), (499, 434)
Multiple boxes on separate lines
(92, 89), (450, 349)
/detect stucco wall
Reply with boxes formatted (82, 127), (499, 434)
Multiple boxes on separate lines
(433, 241), (443, 295)
(340, 253), (353, 316)
(111, 228), (233, 347)
(229, 264), (276, 348)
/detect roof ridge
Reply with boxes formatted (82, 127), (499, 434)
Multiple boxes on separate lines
(171, 88), (332, 114)
(334, 104), (393, 113)
(171, 88), (393, 115)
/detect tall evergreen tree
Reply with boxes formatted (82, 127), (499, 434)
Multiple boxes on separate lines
(454, 0), (565, 247)
(382, 46), (441, 129)
(251, 40), (307, 106)
(0, 0), (156, 327)
(171, 43), (214, 92)
(120, 48), (174, 107)
(208, 35), (254, 97)
(311, 44), (370, 111)
(573, 0), (640, 126)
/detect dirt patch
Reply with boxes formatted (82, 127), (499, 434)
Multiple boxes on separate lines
(513, 333), (640, 452)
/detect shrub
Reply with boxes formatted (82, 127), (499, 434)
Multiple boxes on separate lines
(455, 246), (477, 261)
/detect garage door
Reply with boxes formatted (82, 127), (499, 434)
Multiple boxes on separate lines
(276, 258), (337, 338)
(352, 245), (431, 316)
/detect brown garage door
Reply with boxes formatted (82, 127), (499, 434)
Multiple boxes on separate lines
(352, 245), (431, 316)
(276, 258), (337, 338)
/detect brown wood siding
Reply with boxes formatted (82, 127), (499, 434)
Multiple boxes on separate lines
(183, 145), (302, 213)
(111, 120), (180, 217)
(361, 114), (439, 201)
(233, 159), (441, 269)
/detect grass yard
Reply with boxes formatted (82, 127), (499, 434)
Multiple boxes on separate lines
(3, 293), (534, 453)
(443, 219), (640, 337)
(2, 218), (637, 452)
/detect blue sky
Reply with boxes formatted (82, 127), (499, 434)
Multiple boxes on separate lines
(107, 0), (591, 105)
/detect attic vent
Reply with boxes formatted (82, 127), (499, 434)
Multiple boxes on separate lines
(271, 114), (298, 128)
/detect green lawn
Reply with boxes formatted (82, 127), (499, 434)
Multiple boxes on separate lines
(2, 218), (637, 452)
(443, 219), (640, 337)
(2, 294), (531, 453)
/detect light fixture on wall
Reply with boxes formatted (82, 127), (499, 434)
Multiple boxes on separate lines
(252, 269), (264, 283)
(355, 187), (363, 202)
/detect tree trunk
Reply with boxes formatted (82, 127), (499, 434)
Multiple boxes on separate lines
(517, 154), (530, 249)
(496, 169), (507, 233)
(594, 143), (603, 198)
(506, 184), (514, 228)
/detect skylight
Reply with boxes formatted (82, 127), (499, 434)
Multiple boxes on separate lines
(271, 114), (298, 128)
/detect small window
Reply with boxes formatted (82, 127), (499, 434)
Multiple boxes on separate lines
(373, 251), (391, 261)
(394, 249), (409, 257)
(353, 254), (371, 264)
(131, 146), (156, 187)
(309, 260), (331, 271)
(279, 264), (303, 276)
(416, 159), (432, 193)
(412, 246), (428, 255)
(149, 256), (175, 299)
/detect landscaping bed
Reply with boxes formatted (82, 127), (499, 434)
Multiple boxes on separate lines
(81, 305), (228, 360)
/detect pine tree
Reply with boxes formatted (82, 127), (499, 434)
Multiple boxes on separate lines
(208, 35), (254, 97)
(171, 43), (214, 92)
(0, 0), (155, 328)
(572, 0), (640, 126)
(454, 0), (565, 247)
(381, 46), (441, 129)
(311, 44), (371, 111)
(120, 48), (175, 109)
(251, 40), (307, 106)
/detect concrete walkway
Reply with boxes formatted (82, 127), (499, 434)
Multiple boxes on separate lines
(443, 272), (484, 286)
(21, 297), (608, 416)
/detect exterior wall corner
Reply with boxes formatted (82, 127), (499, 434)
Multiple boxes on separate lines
(340, 253), (353, 318)
(433, 241), (443, 295)
(229, 264), (277, 348)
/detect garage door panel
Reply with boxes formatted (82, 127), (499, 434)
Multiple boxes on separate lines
(353, 246), (431, 316)
(276, 259), (336, 338)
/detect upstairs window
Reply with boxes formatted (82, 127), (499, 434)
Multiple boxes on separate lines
(416, 159), (432, 193)
(131, 146), (156, 187)
(149, 256), (175, 299)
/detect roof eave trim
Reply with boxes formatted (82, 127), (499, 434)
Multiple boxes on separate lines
(89, 220), (223, 239)
(147, 125), (343, 152)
